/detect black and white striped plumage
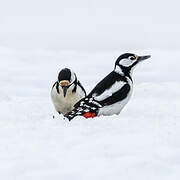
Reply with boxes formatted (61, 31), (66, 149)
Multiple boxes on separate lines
(51, 68), (86, 115)
(65, 53), (151, 121)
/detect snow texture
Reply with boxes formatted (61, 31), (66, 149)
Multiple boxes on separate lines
(0, 48), (180, 180)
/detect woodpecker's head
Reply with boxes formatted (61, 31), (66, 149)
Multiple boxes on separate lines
(58, 68), (77, 97)
(114, 53), (151, 74)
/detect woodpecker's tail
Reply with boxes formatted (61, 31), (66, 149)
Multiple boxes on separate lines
(64, 97), (102, 121)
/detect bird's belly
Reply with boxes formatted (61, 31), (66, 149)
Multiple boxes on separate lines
(53, 94), (81, 115)
(97, 92), (132, 116)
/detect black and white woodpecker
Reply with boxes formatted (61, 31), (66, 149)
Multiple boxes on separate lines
(51, 68), (86, 115)
(64, 53), (151, 121)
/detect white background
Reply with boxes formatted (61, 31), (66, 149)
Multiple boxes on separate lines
(0, 0), (180, 50)
(0, 1), (180, 180)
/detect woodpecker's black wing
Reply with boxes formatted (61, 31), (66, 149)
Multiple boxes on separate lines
(97, 83), (131, 106)
(89, 71), (128, 97)
(88, 71), (131, 106)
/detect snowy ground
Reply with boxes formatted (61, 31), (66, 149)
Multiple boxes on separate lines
(0, 47), (180, 180)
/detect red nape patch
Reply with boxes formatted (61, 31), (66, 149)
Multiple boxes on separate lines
(83, 112), (96, 119)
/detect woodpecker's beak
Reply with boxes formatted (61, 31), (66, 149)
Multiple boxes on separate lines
(60, 80), (70, 97)
(62, 86), (68, 97)
(137, 55), (151, 62)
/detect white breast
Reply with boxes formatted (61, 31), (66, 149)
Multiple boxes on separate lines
(51, 84), (85, 115)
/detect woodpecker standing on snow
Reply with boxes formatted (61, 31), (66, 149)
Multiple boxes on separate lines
(65, 53), (151, 121)
(51, 68), (86, 115)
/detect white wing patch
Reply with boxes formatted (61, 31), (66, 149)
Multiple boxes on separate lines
(94, 81), (126, 102)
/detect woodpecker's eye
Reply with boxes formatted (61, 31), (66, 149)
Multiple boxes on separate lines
(129, 56), (135, 60)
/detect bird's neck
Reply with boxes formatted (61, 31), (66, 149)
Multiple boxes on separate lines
(114, 65), (124, 75)
(114, 65), (132, 75)
(114, 65), (133, 81)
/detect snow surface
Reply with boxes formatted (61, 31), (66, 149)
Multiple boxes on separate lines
(0, 48), (180, 180)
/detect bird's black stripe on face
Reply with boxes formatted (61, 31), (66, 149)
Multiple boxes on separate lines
(52, 81), (57, 89)
(76, 81), (87, 96)
(99, 84), (131, 106)
(52, 81), (60, 94)
(55, 82), (60, 94)
(72, 78), (78, 93)
(58, 68), (71, 82)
